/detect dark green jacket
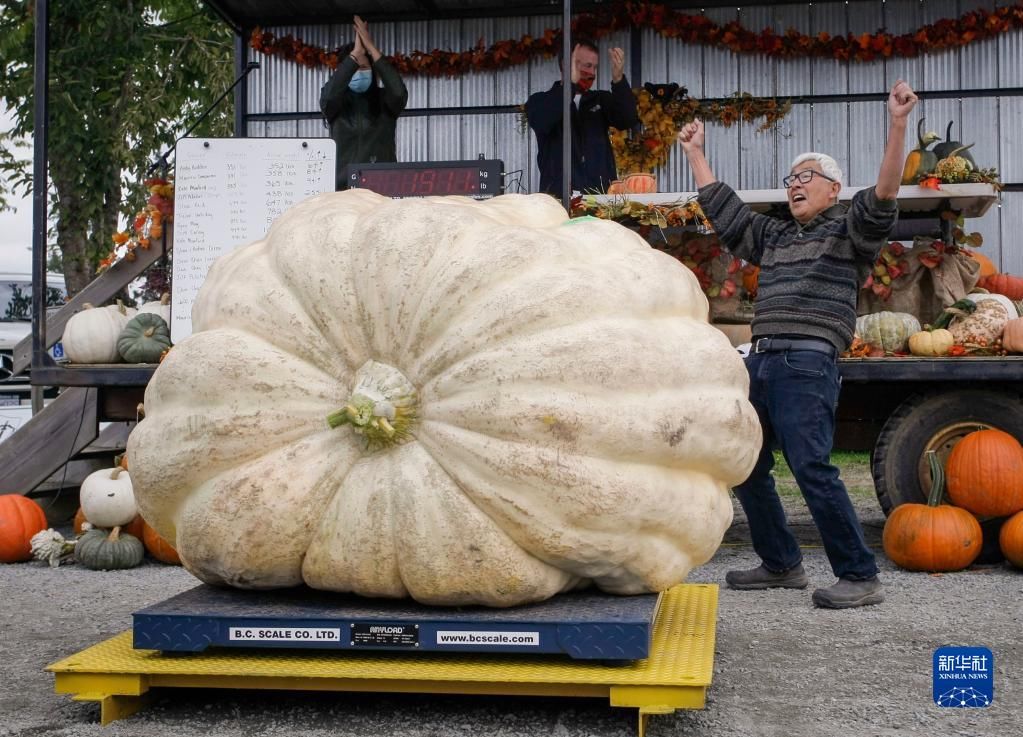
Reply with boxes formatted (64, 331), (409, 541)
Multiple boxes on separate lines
(320, 56), (408, 189)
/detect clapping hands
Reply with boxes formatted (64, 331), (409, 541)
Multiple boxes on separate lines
(353, 15), (380, 61)
(609, 47), (625, 83)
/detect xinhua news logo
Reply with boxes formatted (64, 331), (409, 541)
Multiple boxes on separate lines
(933, 646), (994, 707)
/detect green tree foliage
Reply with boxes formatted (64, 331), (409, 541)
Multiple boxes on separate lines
(0, 1), (233, 294)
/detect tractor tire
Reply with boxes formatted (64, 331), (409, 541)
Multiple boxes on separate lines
(871, 388), (1023, 563)
(872, 389), (1023, 513)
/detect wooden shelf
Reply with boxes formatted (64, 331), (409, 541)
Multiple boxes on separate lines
(588, 183), (998, 219)
(31, 363), (157, 388)
(837, 355), (1023, 382)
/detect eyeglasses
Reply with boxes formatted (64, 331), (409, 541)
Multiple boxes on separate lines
(782, 170), (837, 188)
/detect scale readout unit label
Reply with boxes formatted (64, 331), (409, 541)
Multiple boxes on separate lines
(350, 623), (419, 647)
(228, 627), (341, 643)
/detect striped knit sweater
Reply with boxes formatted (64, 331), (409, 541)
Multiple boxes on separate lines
(697, 181), (898, 351)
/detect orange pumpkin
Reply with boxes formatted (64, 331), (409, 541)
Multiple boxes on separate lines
(76, 507), (145, 537)
(622, 173), (656, 193)
(978, 273), (1023, 301)
(142, 520), (181, 565)
(742, 266), (760, 297)
(0, 495), (48, 563)
(1000, 511), (1023, 568)
(124, 515), (146, 539)
(946, 428), (1023, 517)
(967, 251), (998, 278)
(606, 180), (625, 195)
(1003, 318), (1023, 353)
(882, 451), (982, 572)
(73, 506), (87, 534)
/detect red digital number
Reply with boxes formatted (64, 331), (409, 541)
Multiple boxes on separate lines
(417, 170), (435, 195)
(458, 168), (477, 193)
(433, 169), (451, 195)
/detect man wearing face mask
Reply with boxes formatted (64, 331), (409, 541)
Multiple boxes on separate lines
(320, 15), (408, 190)
(526, 39), (638, 195)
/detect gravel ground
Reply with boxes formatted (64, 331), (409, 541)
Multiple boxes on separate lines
(2, 460), (1021, 737)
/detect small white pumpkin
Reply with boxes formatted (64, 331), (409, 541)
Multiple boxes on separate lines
(63, 302), (135, 363)
(908, 328), (954, 357)
(80, 467), (137, 528)
(967, 292), (1019, 318)
(137, 293), (171, 324)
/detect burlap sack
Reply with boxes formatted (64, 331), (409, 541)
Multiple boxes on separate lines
(857, 237), (981, 325)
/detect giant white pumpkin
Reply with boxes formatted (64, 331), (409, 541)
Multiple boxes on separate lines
(127, 191), (761, 607)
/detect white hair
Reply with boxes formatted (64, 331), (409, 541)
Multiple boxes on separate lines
(790, 153), (843, 185)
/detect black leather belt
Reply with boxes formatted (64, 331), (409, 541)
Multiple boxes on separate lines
(752, 337), (836, 357)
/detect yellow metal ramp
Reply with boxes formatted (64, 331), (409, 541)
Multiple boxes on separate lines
(48, 583), (718, 736)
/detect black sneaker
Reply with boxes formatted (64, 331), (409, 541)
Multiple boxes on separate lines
(812, 577), (885, 609)
(725, 563), (808, 590)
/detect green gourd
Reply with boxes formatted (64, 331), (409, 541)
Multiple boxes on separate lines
(118, 313), (171, 363)
(855, 311), (921, 353)
(74, 528), (145, 570)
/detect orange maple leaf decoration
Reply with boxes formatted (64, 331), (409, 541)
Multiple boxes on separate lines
(248, 3), (1023, 77)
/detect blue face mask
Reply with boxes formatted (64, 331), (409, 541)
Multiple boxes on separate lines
(348, 70), (372, 94)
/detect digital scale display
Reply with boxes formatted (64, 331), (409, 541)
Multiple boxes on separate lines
(345, 159), (503, 199)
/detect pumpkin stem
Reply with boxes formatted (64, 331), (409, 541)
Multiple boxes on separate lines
(327, 360), (417, 451)
(110, 467), (125, 480)
(926, 450), (946, 507)
(107, 526), (122, 543)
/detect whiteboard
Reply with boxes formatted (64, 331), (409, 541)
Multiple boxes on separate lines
(171, 137), (335, 344)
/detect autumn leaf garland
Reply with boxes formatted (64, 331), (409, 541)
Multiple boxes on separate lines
(611, 89), (792, 175)
(98, 179), (174, 274)
(250, 1), (1023, 76)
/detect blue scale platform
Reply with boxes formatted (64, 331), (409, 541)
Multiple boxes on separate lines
(133, 585), (661, 662)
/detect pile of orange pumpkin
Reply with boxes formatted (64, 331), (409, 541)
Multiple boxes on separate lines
(883, 428), (1023, 572)
(0, 454), (181, 569)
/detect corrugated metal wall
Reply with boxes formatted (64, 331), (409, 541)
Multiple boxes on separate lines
(246, 0), (1022, 270)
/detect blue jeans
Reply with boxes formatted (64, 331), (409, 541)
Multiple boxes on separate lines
(735, 348), (878, 580)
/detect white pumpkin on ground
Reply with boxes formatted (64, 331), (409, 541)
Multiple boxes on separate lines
(127, 191), (761, 607)
(63, 302), (135, 363)
(79, 467), (137, 528)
